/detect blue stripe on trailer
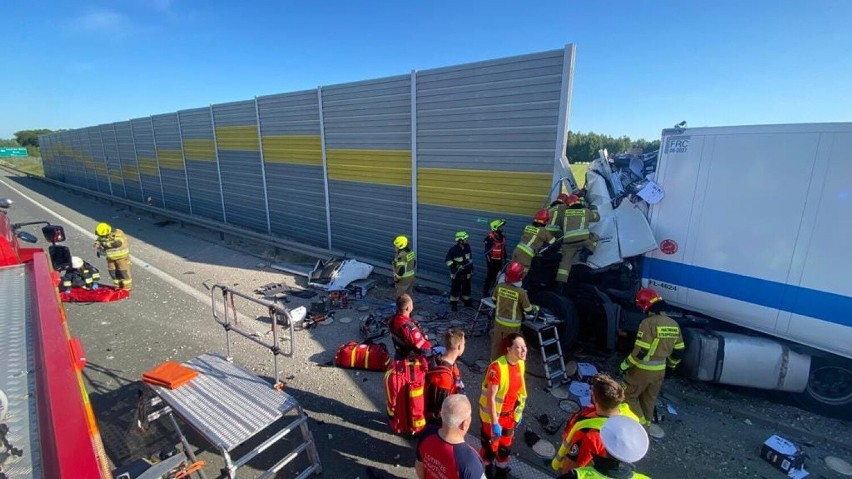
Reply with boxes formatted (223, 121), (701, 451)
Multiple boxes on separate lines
(642, 257), (852, 328)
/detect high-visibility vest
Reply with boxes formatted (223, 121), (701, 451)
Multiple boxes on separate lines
(574, 467), (651, 479)
(493, 283), (532, 328)
(486, 232), (506, 260)
(479, 357), (526, 423)
(393, 249), (416, 279)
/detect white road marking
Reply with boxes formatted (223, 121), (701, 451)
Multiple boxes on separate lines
(0, 177), (215, 307)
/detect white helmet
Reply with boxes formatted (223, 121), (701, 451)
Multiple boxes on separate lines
(600, 415), (649, 464)
(71, 256), (84, 269)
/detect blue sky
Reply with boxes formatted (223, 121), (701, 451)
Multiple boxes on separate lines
(4, 0), (851, 141)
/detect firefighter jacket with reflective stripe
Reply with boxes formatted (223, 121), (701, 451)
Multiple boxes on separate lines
(573, 467), (651, 479)
(96, 229), (130, 259)
(62, 263), (101, 289)
(393, 248), (416, 280)
(445, 243), (473, 276)
(547, 203), (566, 235)
(628, 312), (685, 371)
(479, 356), (526, 423)
(491, 282), (534, 328)
(484, 231), (506, 261)
(560, 208), (600, 243)
(514, 224), (555, 257)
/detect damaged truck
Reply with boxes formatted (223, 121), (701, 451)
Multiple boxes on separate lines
(528, 122), (852, 415)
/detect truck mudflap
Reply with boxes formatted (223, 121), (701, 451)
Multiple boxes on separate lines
(681, 328), (811, 392)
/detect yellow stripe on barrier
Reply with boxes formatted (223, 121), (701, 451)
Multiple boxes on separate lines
(262, 135), (322, 166)
(326, 149), (411, 186)
(183, 138), (217, 161)
(418, 168), (550, 216)
(157, 150), (185, 170)
(138, 157), (159, 175)
(216, 126), (259, 151)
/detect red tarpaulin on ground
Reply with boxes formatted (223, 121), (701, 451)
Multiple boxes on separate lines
(60, 286), (130, 303)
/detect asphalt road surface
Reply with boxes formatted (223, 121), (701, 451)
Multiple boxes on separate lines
(2, 169), (851, 479)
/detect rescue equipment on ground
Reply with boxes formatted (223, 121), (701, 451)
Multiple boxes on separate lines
(384, 356), (429, 435)
(335, 341), (390, 371)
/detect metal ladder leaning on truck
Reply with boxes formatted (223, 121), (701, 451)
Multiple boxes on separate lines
(520, 122), (852, 416)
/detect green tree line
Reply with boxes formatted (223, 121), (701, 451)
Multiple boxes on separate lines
(568, 131), (660, 164)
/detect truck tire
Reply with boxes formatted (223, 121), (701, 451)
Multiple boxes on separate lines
(795, 356), (852, 418)
(530, 290), (579, 351)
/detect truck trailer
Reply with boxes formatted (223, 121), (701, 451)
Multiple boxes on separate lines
(531, 122), (852, 415)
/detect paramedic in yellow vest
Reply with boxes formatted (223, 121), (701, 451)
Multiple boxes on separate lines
(510, 209), (555, 272)
(556, 415), (652, 479)
(93, 222), (132, 290)
(620, 287), (685, 439)
(554, 194), (600, 283)
(552, 374), (640, 474)
(479, 333), (527, 479)
(392, 235), (416, 299)
(490, 261), (537, 361)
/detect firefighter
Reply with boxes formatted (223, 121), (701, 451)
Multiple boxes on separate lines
(479, 332), (527, 479)
(546, 193), (573, 237)
(445, 231), (473, 312)
(556, 415), (651, 479)
(416, 395), (485, 479)
(389, 294), (432, 360)
(620, 287), (685, 439)
(554, 193), (599, 284)
(482, 219), (507, 297)
(510, 209), (555, 272)
(424, 328), (466, 426)
(552, 374), (640, 474)
(61, 256), (101, 292)
(93, 222), (132, 290)
(490, 261), (537, 361)
(392, 235), (416, 299)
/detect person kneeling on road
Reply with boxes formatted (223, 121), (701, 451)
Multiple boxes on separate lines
(416, 394), (486, 479)
(479, 333), (527, 479)
(556, 415), (652, 479)
(552, 373), (640, 474)
(389, 294), (432, 360)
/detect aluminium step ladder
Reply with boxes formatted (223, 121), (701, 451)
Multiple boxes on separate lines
(523, 317), (569, 389)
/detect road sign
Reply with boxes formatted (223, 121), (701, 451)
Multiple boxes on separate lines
(0, 147), (28, 158)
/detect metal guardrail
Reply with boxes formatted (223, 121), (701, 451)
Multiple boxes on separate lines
(210, 283), (298, 388)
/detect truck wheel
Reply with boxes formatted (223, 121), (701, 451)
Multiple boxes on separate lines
(796, 357), (852, 418)
(531, 290), (579, 351)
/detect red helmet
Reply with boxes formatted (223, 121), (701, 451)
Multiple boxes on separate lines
(505, 261), (525, 283)
(564, 194), (581, 206)
(635, 287), (663, 312)
(534, 209), (550, 224)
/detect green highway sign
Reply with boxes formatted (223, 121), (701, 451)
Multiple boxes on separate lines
(0, 147), (28, 158)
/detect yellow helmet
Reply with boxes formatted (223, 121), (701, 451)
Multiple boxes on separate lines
(393, 235), (409, 249)
(95, 222), (112, 236)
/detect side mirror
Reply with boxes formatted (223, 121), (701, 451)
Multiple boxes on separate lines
(41, 225), (66, 243)
(16, 231), (38, 243)
(0, 198), (12, 209)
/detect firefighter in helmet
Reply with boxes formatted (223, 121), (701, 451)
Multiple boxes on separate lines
(93, 222), (132, 290)
(549, 193), (599, 284)
(489, 261), (538, 361)
(620, 287), (685, 439)
(61, 256), (101, 292)
(482, 219), (507, 297)
(445, 231), (474, 311)
(510, 209), (555, 272)
(392, 235), (416, 299)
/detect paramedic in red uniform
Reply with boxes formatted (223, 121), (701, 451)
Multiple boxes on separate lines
(479, 333), (527, 479)
(482, 219), (507, 297)
(389, 293), (432, 360)
(416, 394), (486, 479)
(425, 328), (467, 426)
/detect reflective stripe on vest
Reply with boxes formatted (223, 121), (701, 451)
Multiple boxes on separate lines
(627, 354), (666, 371)
(395, 251), (416, 278)
(479, 357), (527, 423)
(494, 286), (522, 327)
(575, 467), (651, 479)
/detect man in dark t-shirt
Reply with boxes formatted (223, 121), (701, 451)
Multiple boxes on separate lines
(416, 394), (485, 479)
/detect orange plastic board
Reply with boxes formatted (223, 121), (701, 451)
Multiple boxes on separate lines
(142, 361), (198, 389)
